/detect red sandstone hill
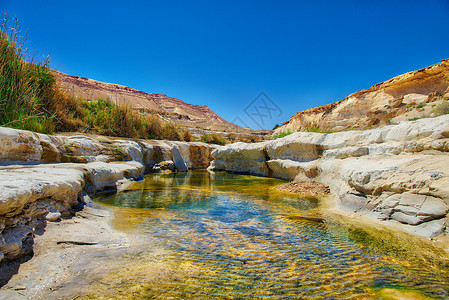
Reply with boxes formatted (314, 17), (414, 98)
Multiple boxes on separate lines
(53, 70), (258, 134)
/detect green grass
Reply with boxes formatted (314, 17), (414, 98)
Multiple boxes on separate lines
(416, 102), (426, 108)
(272, 130), (294, 139)
(305, 125), (322, 133)
(0, 14), (56, 133)
(0, 13), (185, 141)
(408, 117), (421, 121)
(69, 98), (183, 140)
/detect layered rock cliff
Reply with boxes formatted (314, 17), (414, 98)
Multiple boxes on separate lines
(276, 59), (449, 133)
(211, 115), (449, 239)
(0, 127), (215, 263)
(53, 70), (254, 133)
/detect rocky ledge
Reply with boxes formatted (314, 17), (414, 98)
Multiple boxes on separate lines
(2, 114), (449, 266)
(0, 127), (215, 264)
(210, 115), (449, 239)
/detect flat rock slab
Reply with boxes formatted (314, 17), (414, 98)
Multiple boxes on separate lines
(0, 205), (131, 299)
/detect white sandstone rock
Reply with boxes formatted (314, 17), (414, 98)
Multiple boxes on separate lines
(210, 115), (449, 238)
(45, 211), (61, 222)
(0, 127), (42, 162)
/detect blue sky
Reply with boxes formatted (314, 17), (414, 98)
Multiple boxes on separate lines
(2, 0), (449, 129)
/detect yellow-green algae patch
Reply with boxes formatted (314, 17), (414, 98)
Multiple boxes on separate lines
(66, 171), (449, 299)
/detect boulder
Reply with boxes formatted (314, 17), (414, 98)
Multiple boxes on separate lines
(171, 145), (188, 172)
(82, 161), (145, 192)
(175, 142), (212, 169)
(158, 160), (175, 171)
(0, 127), (42, 162)
(266, 132), (325, 161)
(112, 140), (144, 162)
(45, 211), (61, 222)
(266, 159), (319, 181)
(211, 142), (270, 176)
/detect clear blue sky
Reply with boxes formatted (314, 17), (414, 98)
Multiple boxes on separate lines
(2, 0), (449, 129)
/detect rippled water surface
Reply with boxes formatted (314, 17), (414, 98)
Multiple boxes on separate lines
(85, 171), (449, 299)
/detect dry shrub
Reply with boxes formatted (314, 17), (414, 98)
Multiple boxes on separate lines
(200, 133), (226, 145)
(182, 129), (194, 142)
(434, 101), (449, 116)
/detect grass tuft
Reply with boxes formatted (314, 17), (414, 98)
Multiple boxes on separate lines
(0, 13), (55, 133)
(434, 101), (449, 116)
(272, 130), (294, 139)
(181, 129), (193, 142)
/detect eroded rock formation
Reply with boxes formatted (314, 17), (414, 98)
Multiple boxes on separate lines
(2, 113), (449, 263)
(211, 114), (449, 239)
(275, 59), (449, 133)
(53, 70), (255, 133)
(0, 127), (215, 263)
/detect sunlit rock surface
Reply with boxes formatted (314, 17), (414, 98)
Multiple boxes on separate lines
(275, 59), (449, 133)
(0, 128), (215, 168)
(0, 128), (215, 262)
(171, 145), (188, 172)
(211, 114), (449, 238)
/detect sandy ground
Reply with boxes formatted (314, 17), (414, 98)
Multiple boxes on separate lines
(275, 180), (330, 196)
(0, 203), (133, 299)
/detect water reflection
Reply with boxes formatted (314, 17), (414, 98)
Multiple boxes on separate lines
(84, 171), (449, 299)
(100, 171), (319, 212)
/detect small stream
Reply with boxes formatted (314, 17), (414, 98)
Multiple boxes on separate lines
(72, 171), (449, 299)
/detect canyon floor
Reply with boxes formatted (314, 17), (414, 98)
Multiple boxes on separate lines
(0, 202), (133, 299)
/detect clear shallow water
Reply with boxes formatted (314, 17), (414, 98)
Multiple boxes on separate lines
(86, 171), (449, 299)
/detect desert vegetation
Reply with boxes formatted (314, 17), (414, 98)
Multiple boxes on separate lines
(200, 132), (227, 145)
(0, 14), (188, 140)
(434, 99), (449, 116)
(272, 130), (294, 139)
(0, 14), (270, 145)
(0, 15), (55, 133)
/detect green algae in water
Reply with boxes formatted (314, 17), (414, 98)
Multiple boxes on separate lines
(78, 171), (449, 299)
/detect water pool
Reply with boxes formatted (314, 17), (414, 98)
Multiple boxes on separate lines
(68, 171), (449, 299)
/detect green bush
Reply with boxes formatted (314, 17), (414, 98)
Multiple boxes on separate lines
(305, 125), (322, 133)
(68, 98), (183, 140)
(408, 117), (421, 121)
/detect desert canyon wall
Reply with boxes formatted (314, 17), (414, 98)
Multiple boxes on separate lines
(212, 115), (449, 239)
(276, 59), (449, 133)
